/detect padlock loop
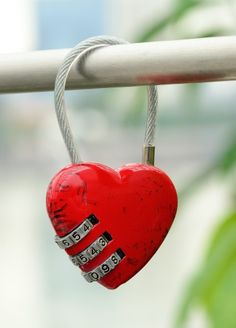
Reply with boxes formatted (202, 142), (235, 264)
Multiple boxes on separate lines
(54, 35), (158, 165)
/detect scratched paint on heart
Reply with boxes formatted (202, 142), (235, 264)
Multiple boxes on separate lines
(46, 162), (177, 289)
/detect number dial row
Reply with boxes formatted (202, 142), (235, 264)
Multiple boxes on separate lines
(70, 234), (110, 266)
(82, 250), (124, 283)
(55, 217), (94, 249)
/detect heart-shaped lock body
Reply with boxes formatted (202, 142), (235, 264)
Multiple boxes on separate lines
(46, 162), (177, 289)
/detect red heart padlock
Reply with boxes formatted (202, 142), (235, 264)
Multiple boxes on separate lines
(48, 35), (178, 289)
(46, 162), (177, 289)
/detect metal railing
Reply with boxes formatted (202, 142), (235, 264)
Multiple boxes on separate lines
(0, 36), (235, 93)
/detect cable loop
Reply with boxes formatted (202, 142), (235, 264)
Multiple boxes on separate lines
(54, 35), (158, 165)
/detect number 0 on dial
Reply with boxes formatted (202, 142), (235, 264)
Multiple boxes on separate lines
(82, 249), (125, 283)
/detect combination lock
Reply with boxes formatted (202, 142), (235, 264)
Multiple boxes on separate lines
(46, 162), (177, 289)
(47, 36), (178, 289)
(54, 213), (126, 283)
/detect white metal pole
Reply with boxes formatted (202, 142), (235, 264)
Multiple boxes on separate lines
(0, 36), (235, 94)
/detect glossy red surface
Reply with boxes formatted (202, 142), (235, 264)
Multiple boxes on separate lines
(46, 162), (178, 289)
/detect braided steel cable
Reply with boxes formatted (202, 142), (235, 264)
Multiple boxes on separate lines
(54, 35), (158, 164)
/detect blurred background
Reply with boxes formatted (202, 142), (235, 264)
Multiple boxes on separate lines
(0, 0), (236, 327)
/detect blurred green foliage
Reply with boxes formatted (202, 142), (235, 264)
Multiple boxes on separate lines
(175, 133), (236, 328)
(128, 0), (234, 123)
(132, 0), (236, 327)
(176, 212), (236, 328)
(137, 0), (207, 42)
(136, 0), (231, 42)
(180, 132), (236, 200)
